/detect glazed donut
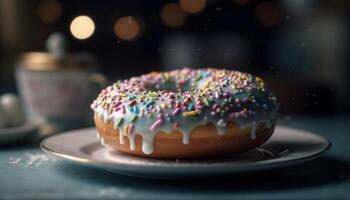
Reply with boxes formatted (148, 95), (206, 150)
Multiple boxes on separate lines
(91, 68), (278, 159)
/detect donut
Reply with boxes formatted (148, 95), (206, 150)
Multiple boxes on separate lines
(91, 68), (278, 159)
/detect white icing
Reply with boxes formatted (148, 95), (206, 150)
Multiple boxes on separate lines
(98, 107), (275, 154)
(129, 133), (136, 150)
(93, 69), (278, 155)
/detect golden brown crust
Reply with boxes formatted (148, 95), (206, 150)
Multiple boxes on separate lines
(94, 115), (276, 159)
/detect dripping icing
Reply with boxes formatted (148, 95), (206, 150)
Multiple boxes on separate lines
(92, 68), (279, 154)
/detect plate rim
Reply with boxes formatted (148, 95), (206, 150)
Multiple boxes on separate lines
(40, 126), (331, 172)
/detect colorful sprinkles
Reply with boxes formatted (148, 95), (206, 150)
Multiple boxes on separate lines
(91, 68), (278, 154)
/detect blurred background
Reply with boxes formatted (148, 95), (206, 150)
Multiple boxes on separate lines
(0, 0), (349, 116)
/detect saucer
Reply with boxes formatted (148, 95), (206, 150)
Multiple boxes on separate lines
(41, 126), (330, 179)
(0, 121), (39, 144)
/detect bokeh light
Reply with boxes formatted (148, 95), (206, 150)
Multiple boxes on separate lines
(161, 3), (187, 28)
(114, 16), (141, 41)
(37, 0), (62, 23)
(179, 0), (206, 14)
(70, 15), (95, 40)
(255, 2), (284, 27)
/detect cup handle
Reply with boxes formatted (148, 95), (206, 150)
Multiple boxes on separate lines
(89, 73), (108, 90)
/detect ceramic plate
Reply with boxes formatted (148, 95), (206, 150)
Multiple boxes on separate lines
(41, 126), (330, 178)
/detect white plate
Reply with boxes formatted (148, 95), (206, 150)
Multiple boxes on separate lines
(41, 126), (330, 179)
(0, 121), (39, 144)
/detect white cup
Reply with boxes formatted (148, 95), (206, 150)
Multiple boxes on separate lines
(15, 52), (107, 131)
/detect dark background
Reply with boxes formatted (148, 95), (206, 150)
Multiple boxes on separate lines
(0, 0), (349, 114)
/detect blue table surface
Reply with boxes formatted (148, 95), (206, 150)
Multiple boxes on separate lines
(1, 114), (349, 200)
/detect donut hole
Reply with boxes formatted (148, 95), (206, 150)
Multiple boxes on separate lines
(146, 80), (191, 93)
(147, 78), (210, 93)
